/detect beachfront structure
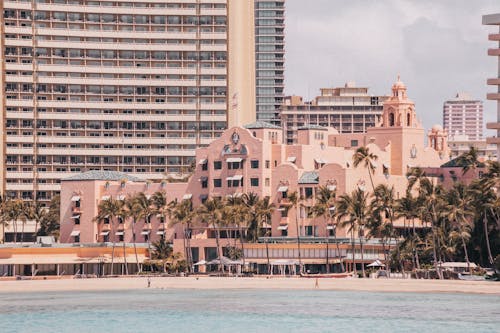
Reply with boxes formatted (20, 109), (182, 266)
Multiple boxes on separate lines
(281, 83), (389, 144)
(483, 14), (500, 159)
(254, 0), (285, 125)
(0, 0), (259, 204)
(443, 93), (483, 141)
(59, 78), (448, 272)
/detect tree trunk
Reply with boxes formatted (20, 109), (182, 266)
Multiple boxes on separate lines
(360, 227), (365, 278)
(295, 208), (302, 273)
(431, 226), (441, 279)
(460, 232), (471, 274)
(21, 221), (25, 244)
(351, 224), (355, 275)
(186, 223), (193, 274)
(34, 219), (39, 244)
(412, 218), (420, 270)
(122, 238), (128, 275)
(182, 225), (188, 271)
(485, 211), (494, 266)
(13, 219), (17, 244)
(213, 223), (224, 273)
(110, 218), (116, 275)
(334, 226), (344, 272)
(239, 226), (246, 268)
(132, 218), (140, 273)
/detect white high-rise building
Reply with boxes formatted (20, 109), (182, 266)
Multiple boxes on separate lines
(0, 0), (257, 202)
(443, 93), (483, 141)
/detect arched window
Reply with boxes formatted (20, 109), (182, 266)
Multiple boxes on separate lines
(389, 113), (395, 126)
(407, 113), (411, 127)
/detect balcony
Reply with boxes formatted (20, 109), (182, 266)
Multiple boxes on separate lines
(489, 33), (500, 41)
(486, 122), (500, 130)
(487, 78), (500, 85)
(487, 48), (500, 56)
(486, 93), (500, 100)
(486, 136), (500, 144)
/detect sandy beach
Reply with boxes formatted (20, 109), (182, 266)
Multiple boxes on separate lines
(0, 276), (498, 295)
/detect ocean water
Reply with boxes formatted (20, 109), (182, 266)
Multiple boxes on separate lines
(0, 288), (498, 333)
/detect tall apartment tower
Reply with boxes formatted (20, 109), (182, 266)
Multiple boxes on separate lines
(0, 0), (255, 202)
(442, 93), (483, 141)
(254, 0), (285, 125)
(483, 14), (500, 158)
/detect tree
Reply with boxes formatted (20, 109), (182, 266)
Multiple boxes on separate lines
(3, 200), (25, 243)
(151, 191), (168, 239)
(352, 146), (378, 192)
(124, 194), (142, 273)
(242, 192), (261, 242)
(169, 198), (194, 272)
(337, 189), (371, 277)
(255, 196), (275, 273)
(37, 195), (60, 239)
(418, 178), (446, 279)
(445, 183), (475, 273)
(27, 201), (48, 244)
(311, 186), (344, 273)
(288, 191), (303, 273)
(226, 195), (249, 266)
(396, 194), (421, 269)
(95, 198), (122, 275)
(135, 192), (155, 258)
(197, 198), (225, 272)
(456, 146), (481, 176)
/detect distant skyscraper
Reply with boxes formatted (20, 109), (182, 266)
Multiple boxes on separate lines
(483, 13), (500, 158)
(254, 0), (285, 125)
(443, 93), (483, 141)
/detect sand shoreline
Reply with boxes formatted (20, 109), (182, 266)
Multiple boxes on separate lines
(0, 276), (499, 295)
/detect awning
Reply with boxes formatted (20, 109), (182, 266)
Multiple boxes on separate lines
(286, 156), (296, 163)
(145, 194), (151, 199)
(198, 158), (208, 165)
(99, 231), (109, 236)
(232, 175), (243, 181)
(141, 230), (150, 235)
(226, 157), (243, 163)
(277, 186), (288, 192)
(70, 230), (80, 236)
(370, 162), (378, 169)
(71, 195), (80, 202)
(277, 207), (286, 211)
(199, 176), (208, 181)
(117, 195), (126, 201)
(115, 231), (124, 236)
(327, 225), (335, 230)
(314, 158), (326, 164)
(358, 185), (366, 192)
(101, 195), (110, 201)
(277, 225), (288, 230)
(200, 194), (208, 200)
(182, 194), (192, 200)
(156, 230), (165, 235)
(71, 215), (80, 219)
(327, 185), (336, 191)
(383, 163), (390, 169)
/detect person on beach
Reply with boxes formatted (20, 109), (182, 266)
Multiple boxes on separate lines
(147, 277), (151, 288)
(315, 278), (319, 289)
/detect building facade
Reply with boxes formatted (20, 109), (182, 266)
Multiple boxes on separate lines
(60, 79), (448, 272)
(443, 93), (483, 141)
(448, 134), (497, 161)
(483, 14), (500, 158)
(281, 83), (389, 144)
(254, 0), (285, 125)
(0, 0), (257, 203)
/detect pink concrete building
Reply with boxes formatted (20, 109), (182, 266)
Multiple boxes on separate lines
(60, 78), (448, 271)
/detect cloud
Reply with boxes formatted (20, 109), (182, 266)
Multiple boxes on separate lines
(284, 0), (499, 132)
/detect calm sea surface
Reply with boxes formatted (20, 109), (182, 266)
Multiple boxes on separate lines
(0, 288), (498, 333)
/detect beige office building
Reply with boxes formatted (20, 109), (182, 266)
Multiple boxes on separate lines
(0, 0), (255, 202)
(281, 83), (389, 144)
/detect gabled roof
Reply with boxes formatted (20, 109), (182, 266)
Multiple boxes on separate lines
(297, 124), (328, 131)
(244, 121), (282, 130)
(298, 171), (319, 184)
(440, 157), (485, 168)
(62, 170), (145, 182)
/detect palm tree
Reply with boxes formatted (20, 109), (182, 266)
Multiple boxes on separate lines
(115, 199), (129, 275)
(28, 200), (47, 244)
(3, 199), (25, 243)
(242, 192), (261, 242)
(256, 196), (275, 273)
(418, 177), (446, 279)
(197, 198), (225, 272)
(95, 197), (122, 275)
(18, 201), (29, 244)
(445, 183), (475, 273)
(151, 191), (168, 239)
(169, 198), (194, 272)
(226, 195), (249, 266)
(288, 191), (303, 273)
(406, 166), (426, 193)
(396, 194), (421, 269)
(135, 192), (155, 264)
(456, 146), (481, 176)
(352, 146), (378, 192)
(337, 189), (371, 277)
(124, 194), (141, 273)
(311, 186), (344, 273)
(0, 196), (8, 243)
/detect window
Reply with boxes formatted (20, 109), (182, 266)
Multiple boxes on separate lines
(351, 140), (358, 147)
(213, 178), (222, 187)
(305, 226), (314, 236)
(304, 187), (313, 199)
(201, 162), (208, 171)
(213, 161), (222, 170)
(201, 179), (208, 188)
(265, 160), (270, 168)
(250, 178), (259, 187)
(265, 178), (270, 186)
(251, 160), (259, 168)
(280, 208), (288, 218)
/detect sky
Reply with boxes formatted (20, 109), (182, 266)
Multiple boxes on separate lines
(284, 0), (499, 133)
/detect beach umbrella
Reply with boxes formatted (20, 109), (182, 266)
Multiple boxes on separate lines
(193, 260), (207, 266)
(367, 260), (385, 267)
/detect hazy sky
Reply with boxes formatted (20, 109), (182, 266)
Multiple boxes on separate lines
(284, 0), (499, 133)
